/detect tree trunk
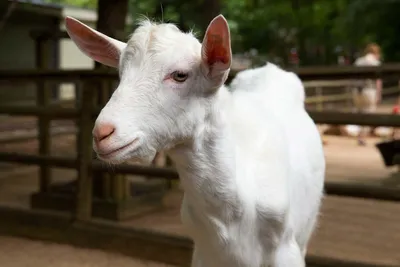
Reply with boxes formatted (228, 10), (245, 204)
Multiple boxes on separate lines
(200, 0), (221, 27)
(153, 1), (167, 20)
(95, 0), (129, 69)
(199, 0), (221, 37)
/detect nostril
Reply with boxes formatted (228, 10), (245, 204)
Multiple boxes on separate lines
(93, 123), (115, 142)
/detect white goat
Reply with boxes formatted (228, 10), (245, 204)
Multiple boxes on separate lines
(65, 14), (325, 267)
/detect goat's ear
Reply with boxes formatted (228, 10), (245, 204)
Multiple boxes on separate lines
(201, 14), (232, 87)
(65, 16), (126, 68)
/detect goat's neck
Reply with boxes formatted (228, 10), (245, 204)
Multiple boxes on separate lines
(168, 88), (238, 211)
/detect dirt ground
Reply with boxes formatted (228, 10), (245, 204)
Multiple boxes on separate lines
(0, 235), (174, 267)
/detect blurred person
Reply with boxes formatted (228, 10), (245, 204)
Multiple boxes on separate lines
(392, 96), (400, 139)
(352, 43), (383, 146)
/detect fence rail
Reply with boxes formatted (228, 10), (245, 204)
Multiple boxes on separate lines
(1, 104), (400, 126)
(0, 152), (399, 202)
(1, 65), (400, 113)
(1, 63), (400, 81)
(0, 66), (399, 206)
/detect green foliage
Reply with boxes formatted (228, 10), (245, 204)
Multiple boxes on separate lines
(220, 0), (400, 65)
(45, 0), (400, 65)
(44, 0), (97, 8)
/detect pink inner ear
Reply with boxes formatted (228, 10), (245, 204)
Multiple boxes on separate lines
(205, 34), (230, 66)
(203, 16), (231, 68)
(65, 17), (122, 68)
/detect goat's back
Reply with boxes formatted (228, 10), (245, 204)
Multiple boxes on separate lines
(229, 62), (325, 252)
(229, 63), (306, 113)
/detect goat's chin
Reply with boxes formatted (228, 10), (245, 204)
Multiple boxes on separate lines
(96, 154), (128, 165)
(96, 150), (156, 165)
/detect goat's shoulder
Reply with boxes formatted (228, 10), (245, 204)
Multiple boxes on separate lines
(230, 107), (291, 214)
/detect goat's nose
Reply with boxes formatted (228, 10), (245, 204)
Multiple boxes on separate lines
(93, 123), (115, 143)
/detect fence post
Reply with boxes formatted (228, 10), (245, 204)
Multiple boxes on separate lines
(99, 79), (128, 202)
(316, 87), (323, 111)
(99, 80), (112, 200)
(345, 86), (352, 111)
(35, 37), (52, 193)
(75, 80), (95, 221)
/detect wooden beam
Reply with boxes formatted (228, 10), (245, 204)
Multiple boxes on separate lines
(324, 181), (400, 202)
(308, 111), (400, 127)
(99, 80), (112, 199)
(75, 82), (95, 221)
(35, 36), (52, 193)
(2, 64), (400, 82)
(1, 106), (399, 128)
(0, 106), (80, 118)
(30, 30), (69, 40)
(1, 152), (400, 202)
(306, 255), (398, 267)
(0, 69), (118, 81)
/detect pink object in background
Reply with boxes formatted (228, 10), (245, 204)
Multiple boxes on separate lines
(392, 105), (399, 114)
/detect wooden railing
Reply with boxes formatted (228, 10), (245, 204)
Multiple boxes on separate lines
(304, 79), (400, 111)
(0, 65), (400, 267)
(0, 66), (399, 215)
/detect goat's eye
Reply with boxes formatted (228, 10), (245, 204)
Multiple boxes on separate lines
(171, 71), (189, 82)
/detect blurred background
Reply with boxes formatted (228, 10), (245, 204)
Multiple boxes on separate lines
(0, 0), (399, 267)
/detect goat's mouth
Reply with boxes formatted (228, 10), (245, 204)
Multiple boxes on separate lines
(97, 138), (139, 161)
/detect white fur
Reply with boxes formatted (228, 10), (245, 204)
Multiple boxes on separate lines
(66, 15), (325, 267)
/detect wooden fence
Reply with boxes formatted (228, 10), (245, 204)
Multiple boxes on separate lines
(0, 65), (400, 267)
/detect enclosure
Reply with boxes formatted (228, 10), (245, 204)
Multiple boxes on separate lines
(0, 0), (399, 266)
